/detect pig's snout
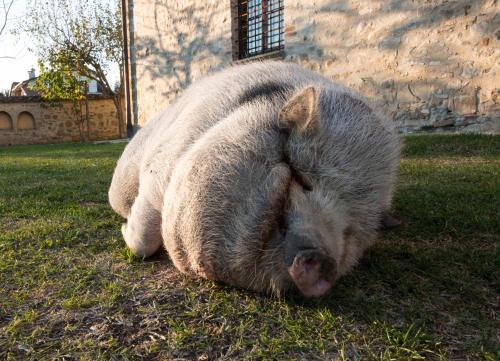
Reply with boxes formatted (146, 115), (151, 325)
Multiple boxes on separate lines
(288, 249), (337, 298)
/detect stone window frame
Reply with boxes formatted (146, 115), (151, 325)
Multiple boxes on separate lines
(231, 0), (285, 62)
(16, 111), (36, 130)
(0, 111), (14, 131)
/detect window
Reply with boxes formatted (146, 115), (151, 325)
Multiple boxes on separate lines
(232, 0), (284, 60)
(88, 80), (98, 94)
(87, 80), (103, 94)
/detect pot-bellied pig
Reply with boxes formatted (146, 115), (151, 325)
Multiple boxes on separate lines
(109, 61), (401, 297)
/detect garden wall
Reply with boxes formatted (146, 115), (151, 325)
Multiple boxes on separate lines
(0, 96), (126, 145)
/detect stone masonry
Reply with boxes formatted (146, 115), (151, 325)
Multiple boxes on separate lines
(127, 0), (499, 133)
(0, 96), (126, 146)
(129, 0), (232, 126)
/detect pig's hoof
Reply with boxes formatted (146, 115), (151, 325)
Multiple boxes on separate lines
(121, 222), (158, 258)
(380, 212), (403, 230)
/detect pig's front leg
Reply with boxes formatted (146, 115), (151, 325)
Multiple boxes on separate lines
(122, 193), (163, 257)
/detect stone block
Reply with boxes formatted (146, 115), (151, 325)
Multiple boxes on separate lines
(462, 123), (481, 134)
(434, 117), (455, 127)
(430, 106), (451, 125)
(480, 118), (500, 134)
(450, 94), (477, 115)
(285, 25), (296, 36)
(454, 116), (467, 126)
(491, 89), (499, 104)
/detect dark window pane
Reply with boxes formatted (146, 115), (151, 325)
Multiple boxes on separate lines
(237, 0), (284, 59)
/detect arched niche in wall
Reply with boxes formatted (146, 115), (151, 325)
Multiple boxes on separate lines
(0, 111), (13, 130)
(17, 111), (36, 130)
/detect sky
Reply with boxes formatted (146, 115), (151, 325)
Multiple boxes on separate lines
(0, 0), (38, 91)
(0, 0), (119, 93)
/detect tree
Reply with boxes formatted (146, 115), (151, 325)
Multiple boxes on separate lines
(33, 60), (90, 141)
(0, 0), (15, 58)
(0, 0), (14, 39)
(22, 0), (124, 137)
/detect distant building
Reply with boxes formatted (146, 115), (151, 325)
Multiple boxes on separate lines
(10, 68), (39, 96)
(121, 0), (499, 134)
(10, 68), (105, 97)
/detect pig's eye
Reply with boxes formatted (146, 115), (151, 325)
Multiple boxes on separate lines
(290, 167), (313, 191)
(282, 150), (313, 191)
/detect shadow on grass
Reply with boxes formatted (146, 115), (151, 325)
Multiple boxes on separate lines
(0, 142), (126, 159)
(403, 134), (500, 158)
(1, 136), (498, 359)
(285, 152), (499, 354)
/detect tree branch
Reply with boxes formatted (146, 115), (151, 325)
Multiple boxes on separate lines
(0, 0), (15, 38)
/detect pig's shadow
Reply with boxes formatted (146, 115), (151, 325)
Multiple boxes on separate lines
(141, 219), (494, 344)
(144, 225), (488, 325)
(284, 228), (494, 341)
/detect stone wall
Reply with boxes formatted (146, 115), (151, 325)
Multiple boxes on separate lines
(129, 0), (499, 133)
(0, 96), (126, 146)
(284, 0), (499, 134)
(131, 0), (233, 126)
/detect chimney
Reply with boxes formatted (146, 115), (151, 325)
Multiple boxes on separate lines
(28, 68), (36, 79)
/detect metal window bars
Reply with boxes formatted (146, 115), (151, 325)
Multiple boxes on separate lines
(238, 0), (284, 59)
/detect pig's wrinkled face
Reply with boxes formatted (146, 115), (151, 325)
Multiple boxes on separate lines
(281, 181), (347, 298)
(277, 86), (357, 297)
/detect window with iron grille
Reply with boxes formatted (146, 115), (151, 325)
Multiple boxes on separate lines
(232, 0), (284, 60)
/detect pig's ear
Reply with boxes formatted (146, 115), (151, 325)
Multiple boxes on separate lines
(279, 87), (318, 131)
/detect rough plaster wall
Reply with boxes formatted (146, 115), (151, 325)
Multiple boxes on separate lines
(132, 0), (233, 126)
(284, 0), (499, 133)
(131, 0), (499, 133)
(0, 99), (124, 145)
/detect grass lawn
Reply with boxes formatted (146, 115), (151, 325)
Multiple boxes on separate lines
(0, 135), (498, 360)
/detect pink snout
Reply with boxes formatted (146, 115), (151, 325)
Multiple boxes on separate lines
(288, 249), (337, 298)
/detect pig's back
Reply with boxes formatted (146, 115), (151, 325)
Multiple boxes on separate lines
(136, 62), (335, 206)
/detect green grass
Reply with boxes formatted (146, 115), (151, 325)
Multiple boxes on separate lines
(0, 135), (499, 360)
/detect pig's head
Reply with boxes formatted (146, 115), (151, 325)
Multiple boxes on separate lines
(276, 86), (370, 297)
